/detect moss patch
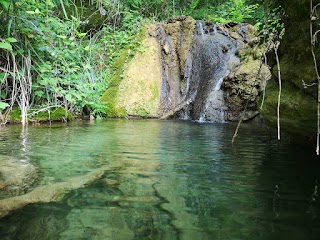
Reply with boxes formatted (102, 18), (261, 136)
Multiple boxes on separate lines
(259, 79), (317, 137)
(275, 55), (317, 99)
(100, 27), (148, 118)
(116, 37), (162, 117)
(9, 106), (74, 123)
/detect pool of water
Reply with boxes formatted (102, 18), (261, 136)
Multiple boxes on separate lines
(0, 119), (320, 239)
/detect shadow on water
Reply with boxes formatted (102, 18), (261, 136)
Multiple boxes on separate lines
(0, 119), (320, 240)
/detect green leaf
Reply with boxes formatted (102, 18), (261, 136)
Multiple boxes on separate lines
(0, 91), (6, 99)
(26, 11), (36, 14)
(34, 91), (45, 98)
(13, 49), (24, 55)
(46, 0), (55, 7)
(5, 37), (17, 43)
(72, 92), (82, 100)
(26, 9), (41, 15)
(0, 42), (12, 51)
(76, 32), (87, 37)
(0, 0), (10, 10)
(83, 64), (92, 70)
(0, 102), (9, 111)
(65, 93), (72, 102)
(57, 35), (67, 39)
(0, 72), (6, 79)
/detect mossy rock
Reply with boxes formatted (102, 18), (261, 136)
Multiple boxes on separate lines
(259, 79), (317, 138)
(101, 26), (165, 118)
(100, 50), (131, 118)
(262, 0), (320, 141)
(9, 107), (74, 123)
(100, 27), (148, 118)
(276, 55), (317, 98)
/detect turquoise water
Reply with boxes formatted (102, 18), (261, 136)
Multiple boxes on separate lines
(0, 119), (320, 239)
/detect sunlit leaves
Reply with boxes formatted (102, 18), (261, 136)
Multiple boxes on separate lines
(26, 8), (42, 15)
(0, 41), (12, 51)
(0, 102), (9, 111)
(0, 0), (10, 10)
(46, 0), (54, 8)
(6, 37), (17, 43)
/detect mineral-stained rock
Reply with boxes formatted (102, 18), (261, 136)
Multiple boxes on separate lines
(224, 60), (271, 121)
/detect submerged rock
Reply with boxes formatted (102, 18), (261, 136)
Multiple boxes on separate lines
(0, 155), (37, 199)
(0, 166), (111, 219)
(103, 16), (270, 122)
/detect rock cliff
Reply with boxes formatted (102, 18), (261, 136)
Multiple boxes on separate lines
(260, 0), (320, 141)
(102, 16), (270, 122)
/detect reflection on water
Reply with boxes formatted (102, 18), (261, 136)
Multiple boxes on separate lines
(0, 119), (320, 239)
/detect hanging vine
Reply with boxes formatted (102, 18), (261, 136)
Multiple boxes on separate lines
(310, 0), (320, 155)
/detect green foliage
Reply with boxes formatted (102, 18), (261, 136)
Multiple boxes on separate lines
(0, 0), (116, 120)
(207, 0), (259, 23)
(0, 101), (9, 111)
(190, 0), (202, 10)
(0, 0), (10, 10)
(29, 108), (74, 121)
(124, 0), (176, 20)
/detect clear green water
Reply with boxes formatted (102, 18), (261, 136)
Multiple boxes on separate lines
(0, 119), (320, 240)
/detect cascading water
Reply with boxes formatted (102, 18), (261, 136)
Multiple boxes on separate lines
(156, 17), (263, 122)
(175, 21), (240, 122)
(197, 22), (205, 39)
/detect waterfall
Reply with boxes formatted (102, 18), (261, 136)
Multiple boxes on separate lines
(168, 23), (239, 122)
(188, 30), (238, 122)
(197, 22), (205, 39)
(157, 18), (245, 123)
(214, 77), (224, 91)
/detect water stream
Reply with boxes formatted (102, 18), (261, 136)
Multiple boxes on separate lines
(0, 120), (320, 239)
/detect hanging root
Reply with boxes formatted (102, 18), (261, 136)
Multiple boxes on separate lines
(310, 0), (320, 155)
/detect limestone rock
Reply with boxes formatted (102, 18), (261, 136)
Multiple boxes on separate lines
(224, 60), (271, 120)
(117, 37), (162, 117)
(0, 166), (110, 219)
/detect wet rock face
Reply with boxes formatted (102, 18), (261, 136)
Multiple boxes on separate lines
(155, 18), (270, 122)
(152, 16), (197, 115)
(189, 31), (238, 121)
(114, 16), (269, 121)
(0, 155), (37, 199)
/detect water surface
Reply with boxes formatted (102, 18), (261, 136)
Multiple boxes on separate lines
(0, 119), (319, 240)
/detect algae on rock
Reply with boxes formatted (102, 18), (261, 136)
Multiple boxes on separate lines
(117, 37), (162, 117)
